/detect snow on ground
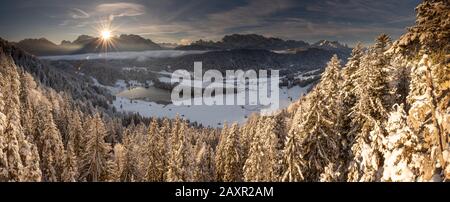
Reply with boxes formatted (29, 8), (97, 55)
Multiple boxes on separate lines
(158, 76), (172, 84)
(111, 83), (311, 127)
(91, 68), (312, 127)
(116, 86), (171, 103)
(91, 77), (127, 95)
(114, 97), (251, 127)
(158, 72), (276, 89)
(40, 50), (209, 61)
(149, 70), (188, 77)
(295, 68), (321, 80)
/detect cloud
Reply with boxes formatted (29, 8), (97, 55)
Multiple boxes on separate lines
(135, 0), (297, 42)
(240, 17), (407, 45)
(70, 8), (90, 19)
(60, 3), (146, 29)
(206, 0), (295, 30)
(55, 0), (415, 45)
(305, 0), (416, 24)
(96, 2), (146, 21)
(137, 24), (193, 35)
(27, 0), (417, 45)
(161, 0), (415, 44)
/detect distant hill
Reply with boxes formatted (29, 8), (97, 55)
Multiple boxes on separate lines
(72, 34), (162, 54)
(134, 47), (350, 75)
(15, 34), (162, 56)
(72, 35), (95, 46)
(15, 38), (63, 56)
(158, 42), (179, 49)
(15, 33), (351, 57)
(176, 34), (310, 51)
(176, 34), (352, 55)
(312, 40), (349, 50)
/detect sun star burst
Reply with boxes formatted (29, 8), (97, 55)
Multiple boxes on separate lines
(93, 19), (119, 54)
(101, 30), (111, 41)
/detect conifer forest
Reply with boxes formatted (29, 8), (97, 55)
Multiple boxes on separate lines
(0, 0), (449, 182)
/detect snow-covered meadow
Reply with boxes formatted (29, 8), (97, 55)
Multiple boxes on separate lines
(112, 85), (310, 127)
(95, 76), (312, 127)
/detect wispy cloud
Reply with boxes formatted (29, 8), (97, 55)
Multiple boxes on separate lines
(206, 0), (295, 29)
(0, 0), (419, 45)
(59, 2), (147, 30)
(96, 2), (146, 21)
(138, 0), (297, 43)
(305, 0), (417, 25)
(70, 8), (90, 19)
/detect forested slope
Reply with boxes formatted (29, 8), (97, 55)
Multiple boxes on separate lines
(0, 0), (448, 182)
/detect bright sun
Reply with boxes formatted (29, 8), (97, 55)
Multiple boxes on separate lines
(95, 19), (118, 52)
(101, 30), (111, 40)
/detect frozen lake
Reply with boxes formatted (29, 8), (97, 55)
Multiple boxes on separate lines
(111, 82), (311, 127)
(91, 70), (314, 127)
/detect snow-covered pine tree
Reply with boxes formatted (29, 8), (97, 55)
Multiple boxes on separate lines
(381, 104), (423, 181)
(0, 53), (42, 181)
(133, 123), (147, 181)
(337, 43), (367, 179)
(67, 109), (84, 158)
(214, 122), (228, 181)
(166, 120), (192, 182)
(219, 123), (242, 182)
(20, 143), (41, 181)
(62, 142), (78, 182)
(35, 104), (65, 182)
(320, 55), (342, 99)
(158, 118), (171, 181)
(389, 55), (411, 107)
(384, 0), (449, 181)
(392, 0), (449, 56)
(272, 112), (289, 179)
(109, 143), (126, 182)
(281, 103), (305, 182)
(243, 117), (263, 182)
(194, 141), (214, 182)
(348, 120), (386, 182)
(167, 115), (182, 162)
(0, 54), (26, 181)
(340, 43), (365, 141)
(294, 55), (343, 181)
(79, 114), (112, 182)
(19, 71), (37, 140)
(144, 118), (165, 181)
(107, 117), (123, 145)
(352, 35), (392, 122)
(117, 127), (142, 182)
(406, 54), (449, 181)
(52, 94), (71, 147)
(15, 78), (42, 182)
(243, 117), (280, 181)
(347, 35), (393, 182)
(240, 114), (259, 163)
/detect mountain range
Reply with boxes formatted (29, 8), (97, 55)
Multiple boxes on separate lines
(15, 34), (162, 56)
(175, 34), (310, 51)
(175, 34), (351, 53)
(15, 33), (351, 57)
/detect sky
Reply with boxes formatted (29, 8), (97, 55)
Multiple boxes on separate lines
(0, 0), (421, 46)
